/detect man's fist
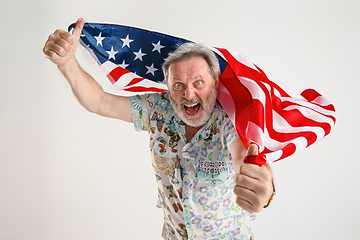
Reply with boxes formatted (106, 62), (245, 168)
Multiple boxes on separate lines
(231, 140), (274, 213)
(43, 18), (85, 67)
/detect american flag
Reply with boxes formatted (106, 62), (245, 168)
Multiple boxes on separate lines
(69, 22), (336, 165)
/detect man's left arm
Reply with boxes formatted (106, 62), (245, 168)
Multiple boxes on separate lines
(231, 138), (275, 213)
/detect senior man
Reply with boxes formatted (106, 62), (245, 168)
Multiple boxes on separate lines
(43, 18), (274, 240)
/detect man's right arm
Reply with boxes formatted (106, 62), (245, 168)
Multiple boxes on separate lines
(43, 18), (132, 123)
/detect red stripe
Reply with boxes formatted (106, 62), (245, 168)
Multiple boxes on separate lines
(125, 78), (145, 87)
(300, 88), (321, 101)
(107, 66), (131, 84)
(124, 86), (167, 93)
(300, 89), (336, 112)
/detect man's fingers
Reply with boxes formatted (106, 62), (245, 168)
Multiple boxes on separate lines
(235, 196), (262, 213)
(44, 37), (69, 58)
(51, 33), (73, 51)
(233, 170), (272, 213)
(240, 164), (272, 182)
(233, 181), (262, 213)
(233, 173), (257, 193)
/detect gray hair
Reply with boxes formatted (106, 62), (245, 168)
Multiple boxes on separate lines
(162, 42), (220, 85)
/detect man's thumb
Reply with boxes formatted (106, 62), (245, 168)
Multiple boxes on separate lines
(244, 144), (266, 166)
(246, 144), (259, 156)
(72, 18), (85, 40)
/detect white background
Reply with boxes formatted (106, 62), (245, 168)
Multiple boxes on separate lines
(1, 0), (359, 239)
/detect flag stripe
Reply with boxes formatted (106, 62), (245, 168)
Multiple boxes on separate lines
(107, 66), (131, 84)
(123, 86), (167, 93)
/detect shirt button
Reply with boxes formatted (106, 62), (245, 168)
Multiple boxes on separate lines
(182, 151), (189, 158)
(202, 132), (210, 138)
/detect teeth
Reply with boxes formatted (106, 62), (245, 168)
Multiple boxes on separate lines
(184, 103), (199, 107)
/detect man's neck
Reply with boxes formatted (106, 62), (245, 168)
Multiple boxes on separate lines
(185, 124), (202, 142)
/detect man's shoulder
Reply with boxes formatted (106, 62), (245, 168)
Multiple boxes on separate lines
(145, 91), (174, 116)
(149, 91), (171, 106)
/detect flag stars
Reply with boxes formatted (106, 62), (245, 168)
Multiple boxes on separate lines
(95, 32), (105, 46)
(119, 60), (129, 69)
(145, 63), (158, 76)
(106, 46), (118, 60)
(152, 40), (165, 53)
(133, 49), (146, 61)
(121, 34), (134, 48)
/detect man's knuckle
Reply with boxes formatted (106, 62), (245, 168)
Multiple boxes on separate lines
(233, 185), (242, 196)
(257, 184), (269, 197)
(233, 173), (241, 184)
(45, 51), (56, 59)
(48, 33), (56, 42)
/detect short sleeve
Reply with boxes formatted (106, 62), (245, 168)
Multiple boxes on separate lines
(130, 93), (160, 132)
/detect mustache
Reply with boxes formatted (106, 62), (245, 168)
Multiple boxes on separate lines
(180, 98), (203, 106)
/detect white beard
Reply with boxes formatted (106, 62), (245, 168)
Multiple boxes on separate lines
(169, 88), (218, 128)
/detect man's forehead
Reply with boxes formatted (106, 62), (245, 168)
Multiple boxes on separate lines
(168, 57), (210, 80)
(171, 75), (204, 82)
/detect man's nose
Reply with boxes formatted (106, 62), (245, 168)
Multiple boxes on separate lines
(184, 86), (196, 100)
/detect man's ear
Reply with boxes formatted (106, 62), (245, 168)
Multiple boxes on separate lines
(214, 76), (220, 90)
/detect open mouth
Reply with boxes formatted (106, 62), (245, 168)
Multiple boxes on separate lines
(184, 103), (201, 115)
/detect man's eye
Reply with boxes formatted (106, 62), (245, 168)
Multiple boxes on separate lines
(174, 83), (183, 89)
(194, 81), (203, 87)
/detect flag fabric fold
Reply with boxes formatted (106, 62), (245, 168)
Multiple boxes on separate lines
(69, 22), (336, 164)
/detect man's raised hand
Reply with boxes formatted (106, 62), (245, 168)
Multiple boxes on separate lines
(231, 141), (274, 213)
(43, 18), (85, 67)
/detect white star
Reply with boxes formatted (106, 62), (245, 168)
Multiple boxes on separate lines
(152, 41), (165, 53)
(145, 63), (158, 76)
(121, 34), (134, 48)
(106, 46), (118, 60)
(119, 60), (129, 69)
(95, 32), (105, 46)
(133, 49), (146, 61)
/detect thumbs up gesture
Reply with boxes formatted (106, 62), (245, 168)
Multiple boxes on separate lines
(231, 139), (274, 213)
(43, 18), (85, 67)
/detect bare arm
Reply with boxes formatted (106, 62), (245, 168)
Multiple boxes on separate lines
(43, 18), (132, 123)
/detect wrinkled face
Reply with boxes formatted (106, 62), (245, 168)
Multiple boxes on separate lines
(167, 56), (218, 127)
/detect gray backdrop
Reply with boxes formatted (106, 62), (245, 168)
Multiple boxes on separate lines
(1, 0), (359, 239)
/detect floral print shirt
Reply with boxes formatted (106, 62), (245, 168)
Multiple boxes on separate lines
(130, 92), (256, 240)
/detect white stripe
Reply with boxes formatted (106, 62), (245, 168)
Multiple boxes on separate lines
(311, 95), (334, 107)
(101, 60), (118, 74)
(272, 110), (326, 139)
(282, 98), (336, 123)
(265, 150), (283, 162)
(238, 77), (267, 104)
